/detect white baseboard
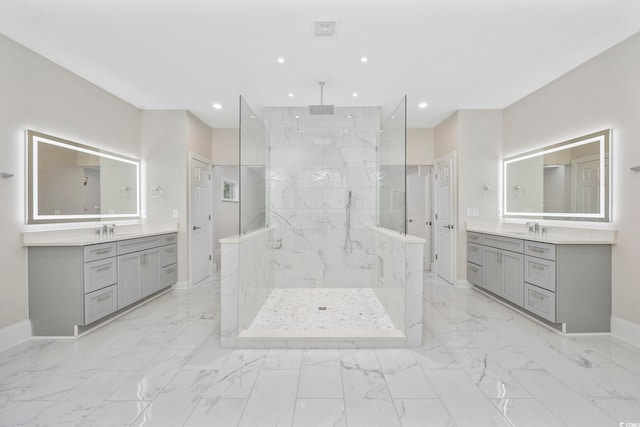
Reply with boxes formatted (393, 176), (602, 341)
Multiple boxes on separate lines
(173, 280), (191, 290)
(0, 320), (32, 353)
(455, 279), (473, 288)
(611, 316), (640, 348)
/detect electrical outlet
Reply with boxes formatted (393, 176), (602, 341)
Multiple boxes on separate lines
(172, 209), (179, 218)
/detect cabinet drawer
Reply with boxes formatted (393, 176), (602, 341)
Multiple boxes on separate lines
(162, 264), (178, 288)
(84, 285), (118, 325)
(524, 283), (556, 322)
(467, 243), (483, 265)
(467, 262), (483, 286)
(467, 232), (483, 244)
(524, 256), (556, 292)
(162, 233), (178, 245)
(524, 241), (556, 261)
(117, 235), (162, 255)
(84, 257), (117, 293)
(161, 244), (177, 267)
(84, 242), (117, 262)
(482, 234), (524, 253)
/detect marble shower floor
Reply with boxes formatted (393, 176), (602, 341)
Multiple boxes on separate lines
(240, 288), (405, 339)
(1, 273), (640, 426)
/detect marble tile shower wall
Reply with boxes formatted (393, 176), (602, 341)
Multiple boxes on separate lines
(372, 228), (424, 346)
(264, 107), (381, 289)
(220, 228), (274, 347)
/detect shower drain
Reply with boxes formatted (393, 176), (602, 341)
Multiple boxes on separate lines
(318, 306), (327, 310)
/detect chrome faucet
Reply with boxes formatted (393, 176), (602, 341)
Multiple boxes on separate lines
(526, 222), (540, 234)
(102, 224), (108, 236)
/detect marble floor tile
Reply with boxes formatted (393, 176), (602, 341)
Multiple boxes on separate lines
(183, 398), (246, 427)
(425, 370), (512, 427)
(393, 398), (455, 427)
(130, 370), (218, 427)
(293, 399), (347, 427)
(344, 397), (401, 427)
(490, 398), (565, 427)
(204, 349), (266, 399)
(376, 349), (437, 398)
(298, 350), (343, 398)
(509, 369), (618, 427)
(340, 349), (391, 400)
(1, 273), (639, 427)
(238, 370), (299, 426)
(523, 347), (628, 399)
(263, 348), (304, 370)
(76, 400), (150, 427)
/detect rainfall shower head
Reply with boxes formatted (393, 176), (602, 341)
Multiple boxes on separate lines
(309, 81), (334, 115)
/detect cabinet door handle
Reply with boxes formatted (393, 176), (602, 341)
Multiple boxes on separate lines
(531, 263), (544, 270)
(96, 264), (112, 272)
(94, 249), (112, 255)
(529, 246), (545, 253)
(96, 293), (112, 302)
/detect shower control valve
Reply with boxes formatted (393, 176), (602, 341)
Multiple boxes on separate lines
(312, 213), (333, 222)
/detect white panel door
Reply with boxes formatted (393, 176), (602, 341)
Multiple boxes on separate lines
(407, 165), (433, 270)
(435, 154), (455, 284)
(190, 157), (211, 285)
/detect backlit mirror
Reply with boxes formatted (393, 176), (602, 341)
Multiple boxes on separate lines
(27, 130), (140, 224)
(504, 129), (611, 221)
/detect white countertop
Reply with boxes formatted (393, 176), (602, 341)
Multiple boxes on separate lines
(22, 223), (179, 247)
(467, 225), (616, 244)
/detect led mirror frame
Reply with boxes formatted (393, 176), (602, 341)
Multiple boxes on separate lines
(503, 129), (611, 220)
(26, 130), (141, 224)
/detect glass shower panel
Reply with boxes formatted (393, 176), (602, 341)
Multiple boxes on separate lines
(239, 96), (270, 234)
(377, 96), (407, 234)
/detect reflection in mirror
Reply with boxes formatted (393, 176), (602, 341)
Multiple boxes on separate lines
(504, 129), (610, 221)
(27, 130), (140, 224)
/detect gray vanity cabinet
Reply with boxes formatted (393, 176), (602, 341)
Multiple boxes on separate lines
(481, 238), (524, 307)
(117, 236), (163, 308)
(466, 231), (612, 333)
(28, 232), (177, 336)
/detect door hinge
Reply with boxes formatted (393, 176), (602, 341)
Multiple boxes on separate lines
(209, 214), (211, 220)
(435, 254), (438, 260)
(209, 255), (212, 261)
(435, 213), (438, 220)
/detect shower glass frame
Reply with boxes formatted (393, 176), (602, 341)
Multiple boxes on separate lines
(377, 96), (407, 235)
(239, 95), (270, 235)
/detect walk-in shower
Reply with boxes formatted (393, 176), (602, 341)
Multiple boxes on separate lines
(220, 95), (424, 348)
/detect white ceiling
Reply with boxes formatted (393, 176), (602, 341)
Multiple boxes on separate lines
(1, 0), (639, 128)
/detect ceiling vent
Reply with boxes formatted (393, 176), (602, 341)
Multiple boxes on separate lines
(313, 21), (337, 38)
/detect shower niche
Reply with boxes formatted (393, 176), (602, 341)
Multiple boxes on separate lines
(220, 96), (424, 348)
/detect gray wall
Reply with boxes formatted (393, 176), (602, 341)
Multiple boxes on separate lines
(503, 32), (640, 330)
(0, 34), (141, 330)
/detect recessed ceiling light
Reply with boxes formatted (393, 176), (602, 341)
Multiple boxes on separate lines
(277, 57), (285, 64)
(295, 115), (300, 119)
(352, 92), (358, 97)
(418, 102), (428, 109)
(212, 103), (222, 110)
(288, 93), (294, 97)
(360, 56), (368, 63)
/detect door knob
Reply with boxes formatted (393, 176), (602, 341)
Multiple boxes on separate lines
(408, 219), (414, 223)
(193, 225), (202, 231)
